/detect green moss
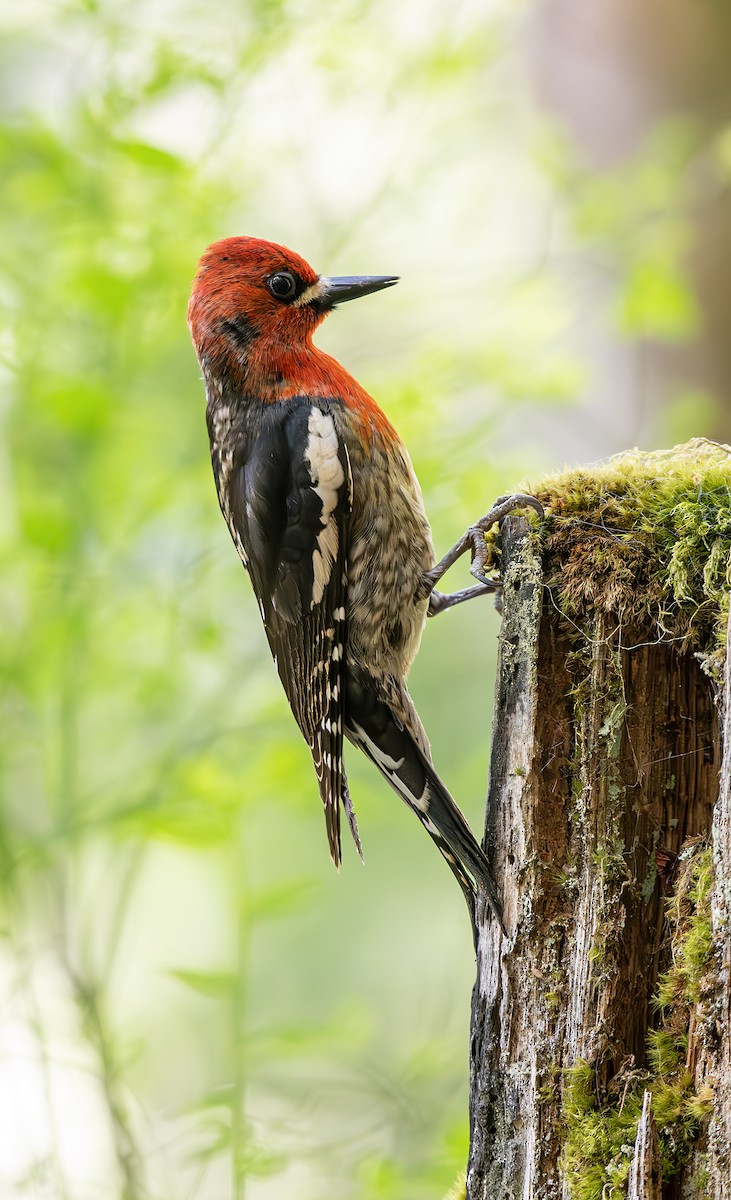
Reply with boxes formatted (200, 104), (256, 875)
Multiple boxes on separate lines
(538, 1062), (562, 1104)
(689, 1156), (710, 1193)
(442, 1171), (466, 1200)
(561, 844), (714, 1198)
(488, 438), (731, 665)
(654, 843), (714, 1014)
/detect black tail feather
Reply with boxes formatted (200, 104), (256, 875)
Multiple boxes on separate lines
(344, 671), (504, 932)
(342, 769), (364, 861)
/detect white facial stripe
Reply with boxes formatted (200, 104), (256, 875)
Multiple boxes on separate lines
(305, 408), (345, 606)
(293, 278), (326, 309)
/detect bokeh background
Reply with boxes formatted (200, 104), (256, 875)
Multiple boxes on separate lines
(2, 1), (731, 1197)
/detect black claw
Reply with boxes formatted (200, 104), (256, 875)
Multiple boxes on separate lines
(473, 492), (544, 534)
(468, 493), (543, 583)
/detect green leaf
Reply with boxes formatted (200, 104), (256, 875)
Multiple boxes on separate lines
(169, 968), (238, 998)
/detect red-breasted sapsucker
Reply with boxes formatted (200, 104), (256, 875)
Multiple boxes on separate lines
(187, 236), (540, 931)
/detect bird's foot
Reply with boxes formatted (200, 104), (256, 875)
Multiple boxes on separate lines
(422, 492), (543, 608)
(465, 493), (543, 586)
(427, 581), (499, 618)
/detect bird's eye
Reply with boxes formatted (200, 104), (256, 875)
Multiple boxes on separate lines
(267, 271), (298, 301)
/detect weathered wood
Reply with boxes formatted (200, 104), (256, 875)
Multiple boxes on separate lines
(467, 486), (723, 1199)
(707, 604), (731, 1198)
(627, 1091), (662, 1200)
(467, 514), (547, 1197)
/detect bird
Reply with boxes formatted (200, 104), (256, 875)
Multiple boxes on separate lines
(187, 236), (541, 933)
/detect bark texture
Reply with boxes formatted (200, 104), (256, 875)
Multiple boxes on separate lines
(467, 487), (730, 1199)
(706, 605), (731, 1195)
(627, 1092), (662, 1200)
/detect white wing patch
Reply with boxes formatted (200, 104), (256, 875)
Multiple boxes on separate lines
(305, 408), (345, 606)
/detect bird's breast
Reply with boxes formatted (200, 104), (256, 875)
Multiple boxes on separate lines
(341, 425), (434, 678)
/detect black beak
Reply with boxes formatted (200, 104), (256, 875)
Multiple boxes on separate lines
(318, 275), (399, 306)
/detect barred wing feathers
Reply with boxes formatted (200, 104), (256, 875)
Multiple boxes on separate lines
(222, 400), (359, 866)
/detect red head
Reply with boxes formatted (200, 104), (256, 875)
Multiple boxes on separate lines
(188, 236), (398, 403)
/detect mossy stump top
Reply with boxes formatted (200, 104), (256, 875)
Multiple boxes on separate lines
(527, 436), (731, 666)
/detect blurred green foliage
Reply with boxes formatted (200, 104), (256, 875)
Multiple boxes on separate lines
(0, 0), (719, 1197)
(557, 122), (701, 339)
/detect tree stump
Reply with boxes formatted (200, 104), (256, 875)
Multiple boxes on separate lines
(468, 440), (731, 1199)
